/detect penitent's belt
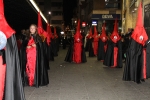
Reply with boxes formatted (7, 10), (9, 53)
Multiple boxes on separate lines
(0, 50), (6, 64)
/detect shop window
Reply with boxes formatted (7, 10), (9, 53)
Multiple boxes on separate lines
(105, 0), (121, 9)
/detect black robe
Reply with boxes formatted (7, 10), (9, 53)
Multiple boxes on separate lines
(43, 40), (50, 70)
(4, 34), (25, 100)
(65, 37), (87, 63)
(85, 39), (90, 51)
(97, 39), (107, 61)
(48, 42), (54, 61)
(52, 38), (58, 57)
(62, 36), (67, 49)
(146, 41), (150, 78)
(123, 39), (150, 83)
(103, 40), (122, 68)
(81, 34), (87, 63)
(65, 37), (74, 62)
(88, 39), (94, 57)
(20, 34), (49, 87)
(81, 38), (87, 63)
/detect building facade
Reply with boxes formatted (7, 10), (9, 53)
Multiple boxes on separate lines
(77, 0), (122, 34)
(122, 0), (150, 37)
(48, 0), (63, 29)
(35, 0), (63, 29)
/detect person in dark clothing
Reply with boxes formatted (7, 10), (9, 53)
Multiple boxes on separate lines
(62, 33), (67, 49)
(87, 28), (94, 57)
(0, 0), (25, 99)
(123, 3), (149, 83)
(65, 34), (74, 62)
(20, 24), (49, 87)
(103, 19), (122, 68)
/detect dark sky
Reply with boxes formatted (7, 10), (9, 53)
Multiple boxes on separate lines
(63, 0), (77, 26)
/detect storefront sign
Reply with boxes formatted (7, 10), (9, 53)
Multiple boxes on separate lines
(102, 15), (113, 19)
(92, 14), (121, 20)
(92, 21), (97, 26)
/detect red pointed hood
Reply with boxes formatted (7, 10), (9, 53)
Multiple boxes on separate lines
(53, 27), (58, 38)
(42, 30), (48, 38)
(100, 23), (107, 42)
(0, 0), (15, 38)
(93, 26), (98, 37)
(46, 24), (51, 45)
(110, 18), (121, 43)
(37, 12), (48, 39)
(74, 20), (82, 39)
(37, 12), (43, 35)
(131, 2), (148, 46)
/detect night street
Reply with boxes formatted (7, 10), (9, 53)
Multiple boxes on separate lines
(25, 48), (150, 100)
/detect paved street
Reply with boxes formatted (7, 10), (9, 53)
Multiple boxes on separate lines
(25, 48), (150, 100)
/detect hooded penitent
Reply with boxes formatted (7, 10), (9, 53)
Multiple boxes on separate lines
(103, 19), (122, 68)
(97, 23), (108, 61)
(93, 26), (99, 56)
(100, 23), (107, 52)
(110, 19), (121, 67)
(131, 2), (148, 79)
(100, 23), (107, 43)
(0, 0), (25, 99)
(87, 28), (95, 57)
(123, 2), (148, 83)
(37, 12), (48, 42)
(73, 20), (83, 63)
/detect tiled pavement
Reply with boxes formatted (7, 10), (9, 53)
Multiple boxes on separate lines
(25, 48), (150, 100)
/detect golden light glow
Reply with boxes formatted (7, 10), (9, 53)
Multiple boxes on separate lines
(29, 0), (48, 23)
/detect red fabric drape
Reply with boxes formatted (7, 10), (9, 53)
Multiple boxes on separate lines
(26, 37), (36, 86)
(54, 27), (58, 39)
(100, 23), (107, 43)
(131, 3), (148, 46)
(112, 47), (118, 67)
(93, 38), (98, 55)
(46, 24), (51, 45)
(73, 20), (83, 63)
(0, 0), (15, 38)
(143, 48), (146, 79)
(104, 44), (107, 52)
(93, 26), (98, 55)
(73, 40), (82, 63)
(0, 56), (6, 100)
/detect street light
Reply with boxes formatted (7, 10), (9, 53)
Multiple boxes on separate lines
(29, 0), (48, 23)
(60, 31), (64, 35)
(48, 11), (51, 15)
(48, 11), (51, 24)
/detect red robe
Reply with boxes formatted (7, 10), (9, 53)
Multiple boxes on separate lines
(0, 52), (6, 100)
(109, 18), (121, 68)
(26, 37), (36, 86)
(73, 35), (82, 63)
(93, 35), (99, 56)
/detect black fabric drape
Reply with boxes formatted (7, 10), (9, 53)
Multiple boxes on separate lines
(97, 39), (106, 61)
(20, 34), (49, 87)
(88, 39), (94, 57)
(4, 34), (25, 100)
(65, 38), (74, 62)
(103, 40), (122, 68)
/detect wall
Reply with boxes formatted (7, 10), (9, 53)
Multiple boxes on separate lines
(122, 0), (150, 33)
